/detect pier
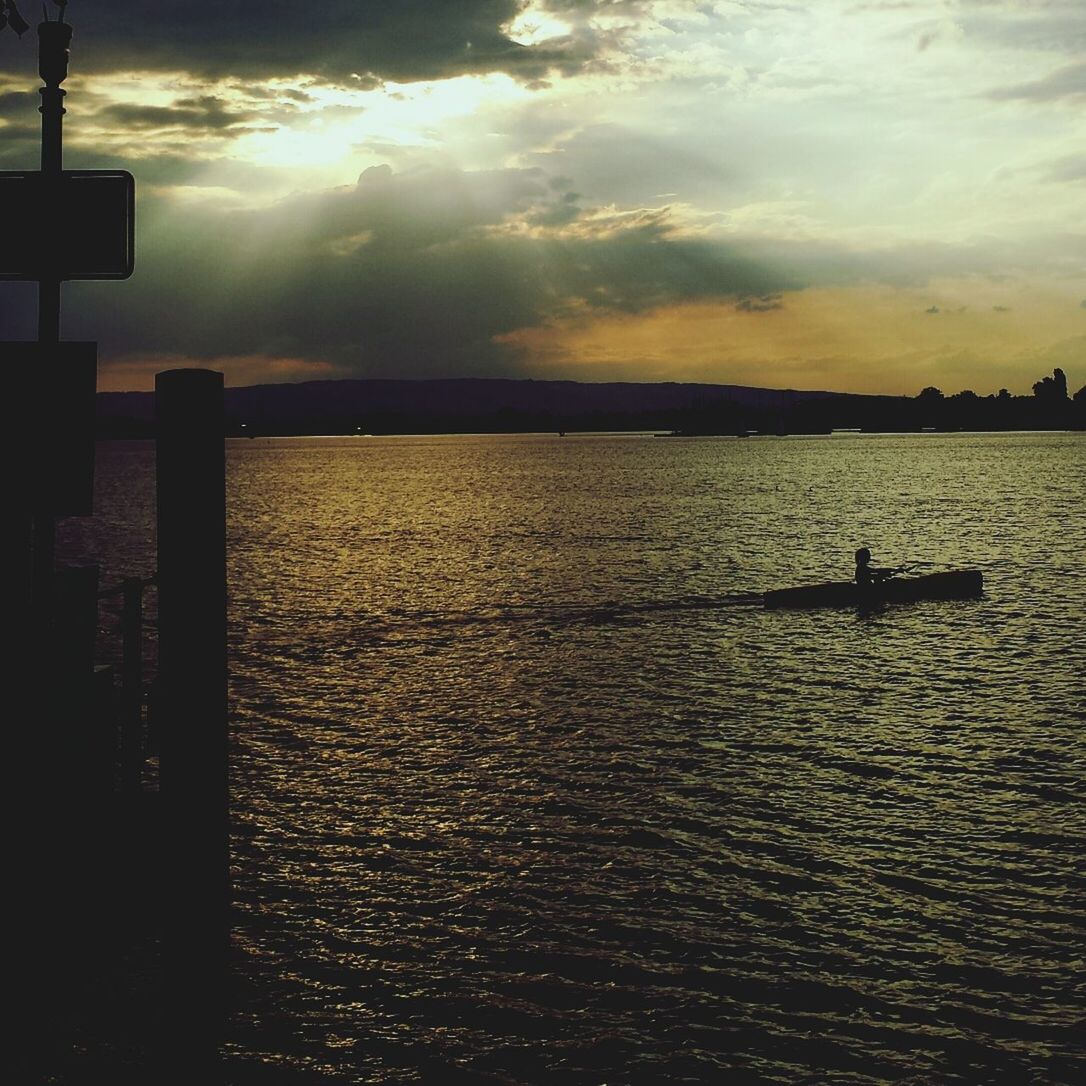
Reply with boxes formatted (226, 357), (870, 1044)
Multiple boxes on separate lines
(2, 13), (228, 1080)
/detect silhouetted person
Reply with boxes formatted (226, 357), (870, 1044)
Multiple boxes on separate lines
(855, 547), (901, 587)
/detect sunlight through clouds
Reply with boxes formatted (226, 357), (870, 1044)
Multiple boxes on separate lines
(506, 6), (575, 46)
(2, 1), (1084, 393)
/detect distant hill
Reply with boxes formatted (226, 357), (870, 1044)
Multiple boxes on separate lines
(97, 376), (903, 437)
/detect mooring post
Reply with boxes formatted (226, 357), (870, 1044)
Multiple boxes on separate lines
(155, 368), (228, 1075)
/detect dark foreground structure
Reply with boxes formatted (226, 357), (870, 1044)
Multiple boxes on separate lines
(763, 569), (984, 610)
(3, 16), (229, 1079)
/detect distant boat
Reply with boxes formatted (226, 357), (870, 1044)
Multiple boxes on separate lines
(763, 570), (983, 610)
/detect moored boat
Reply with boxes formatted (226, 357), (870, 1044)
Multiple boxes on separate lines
(763, 569), (983, 610)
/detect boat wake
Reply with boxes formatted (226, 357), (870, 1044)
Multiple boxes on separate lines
(395, 592), (765, 631)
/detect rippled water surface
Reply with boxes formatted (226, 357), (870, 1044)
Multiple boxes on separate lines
(65, 432), (1085, 1084)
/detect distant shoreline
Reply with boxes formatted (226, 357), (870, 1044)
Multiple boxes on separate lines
(91, 427), (1086, 442)
(94, 375), (1084, 439)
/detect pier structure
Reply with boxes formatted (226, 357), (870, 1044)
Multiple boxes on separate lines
(2, 11), (228, 1080)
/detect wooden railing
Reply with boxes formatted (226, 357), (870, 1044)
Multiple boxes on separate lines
(97, 572), (158, 794)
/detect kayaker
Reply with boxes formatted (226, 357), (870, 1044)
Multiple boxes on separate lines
(855, 547), (901, 586)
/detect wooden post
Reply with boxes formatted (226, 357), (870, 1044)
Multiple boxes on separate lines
(119, 577), (144, 794)
(155, 368), (228, 1075)
(52, 564), (101, 796)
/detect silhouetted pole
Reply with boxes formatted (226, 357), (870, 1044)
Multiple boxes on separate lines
(155, 368), (228, 1076)
(37, 18), (69, 343)
(31, 19), (72, 660)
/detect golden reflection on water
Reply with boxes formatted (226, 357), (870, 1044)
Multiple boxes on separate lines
(59, 431), (1085, 1084)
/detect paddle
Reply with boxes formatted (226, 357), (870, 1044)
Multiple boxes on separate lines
(888, 560), (938, 576)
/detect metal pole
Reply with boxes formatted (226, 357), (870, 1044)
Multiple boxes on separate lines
(32, 20), (72, 648)
(155, 368), (228, 1076)
(37, 81), (63, 342)
(37, 21), (70, 343)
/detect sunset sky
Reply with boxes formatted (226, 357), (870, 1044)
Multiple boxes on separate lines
(1, 1), (1084, 394)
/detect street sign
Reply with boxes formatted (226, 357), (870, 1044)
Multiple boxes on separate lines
(0, 170), (134, 281)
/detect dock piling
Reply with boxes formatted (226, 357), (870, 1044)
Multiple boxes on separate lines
(155, 367), (228, 1076)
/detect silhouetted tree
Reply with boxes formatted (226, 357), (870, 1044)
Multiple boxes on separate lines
(917, 386), (944, 402)
(1033, 367), (1068, 401)
(1074, 385), (1086, 404)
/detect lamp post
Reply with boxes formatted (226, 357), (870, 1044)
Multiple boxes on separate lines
(28, 10), (74, 650)
(37, 15), (71, 342)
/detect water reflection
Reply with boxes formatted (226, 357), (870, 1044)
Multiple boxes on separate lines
(60, 432), (1085, 1084)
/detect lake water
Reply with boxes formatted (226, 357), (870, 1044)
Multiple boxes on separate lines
(60, 431), (1085, 1084)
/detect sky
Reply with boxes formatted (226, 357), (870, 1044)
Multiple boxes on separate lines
(1, 0), (1084, 394)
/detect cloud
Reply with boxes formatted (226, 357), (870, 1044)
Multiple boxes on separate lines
(5, 0), (1086, 397)
(925, 305), (940, 314)
(4, 155), (1079, 389)
(958, 4), (1086, 59)
(1039, 153), (1086, 184)
(67, 1), (608, 86)
(8, 163), (804, 383)
(987, 61), (1086, 102)
(93, 96), (266, 135)
(735, 294), (784, 312)
(0, 89), (36, 119)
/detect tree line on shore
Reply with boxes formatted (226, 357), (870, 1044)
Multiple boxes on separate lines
(910, 368), (1083, 433)
(666, 368), (1084, 435)
(93, 369), (1085, 437)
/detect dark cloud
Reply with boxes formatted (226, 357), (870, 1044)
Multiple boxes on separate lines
(925, 305), (939, 314)
(52, 2), (603, 85)
(0, 89), (36, 118)
(992, 305), (1010, 312)
(94, 96), (265, 134)
(4, 163), (798, 381)
(0, 88), (50, 163)
(4, 156), (1082, 385)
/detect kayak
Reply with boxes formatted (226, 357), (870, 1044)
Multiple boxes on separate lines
(763, 569), (983, 610)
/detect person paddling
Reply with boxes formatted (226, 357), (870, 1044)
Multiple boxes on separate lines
(855, 547), (903, 587)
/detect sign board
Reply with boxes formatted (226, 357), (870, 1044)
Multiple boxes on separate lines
(0, 171), (134, 281)
(2, 342), (97, 515)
